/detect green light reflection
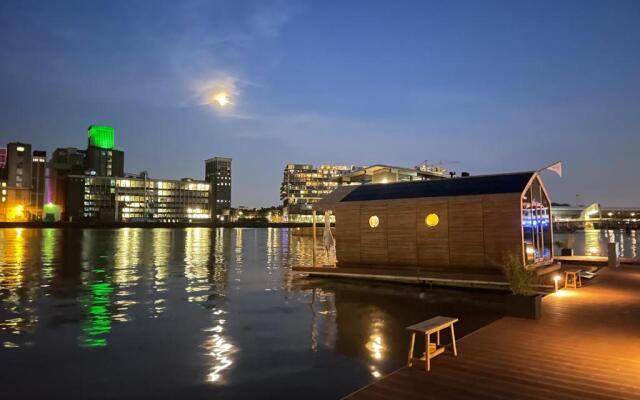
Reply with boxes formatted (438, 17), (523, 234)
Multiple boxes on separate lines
(80, 270), (114, 348)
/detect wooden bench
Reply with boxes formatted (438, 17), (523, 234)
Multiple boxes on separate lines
(565, 270), (582, 289)
(406, 316), (458, 372)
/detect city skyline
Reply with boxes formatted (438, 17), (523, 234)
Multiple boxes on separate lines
(1, 1), (639, 208)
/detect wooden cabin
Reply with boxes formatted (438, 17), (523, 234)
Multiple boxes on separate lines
(312, 172), (554, 274)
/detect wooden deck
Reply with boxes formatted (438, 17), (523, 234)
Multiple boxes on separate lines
(343, 266), (640, 400)
(555, 255), (609, 266)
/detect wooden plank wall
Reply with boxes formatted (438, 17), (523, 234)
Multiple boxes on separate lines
(483, 193), (523, 267)
(416, 199), (449, 267)
(334, 194), (523, 270)
(388, 199), (417, 265)
(335, 203), (361, 265)
(449, 196), (485, 268)
(359, 201), (388, 265)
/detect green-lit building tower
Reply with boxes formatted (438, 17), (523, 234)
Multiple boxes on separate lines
(86, 125), (124, 177)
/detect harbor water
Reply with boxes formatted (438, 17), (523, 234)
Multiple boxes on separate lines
(0, 228), (504, 399)
(554, 229), (639, 258)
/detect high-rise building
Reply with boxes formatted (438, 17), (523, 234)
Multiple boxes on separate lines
(0, 148), (6, 169)
(0, 181), (7, 221)
(280, 164), (355, 222)
(6, 142), (32, 189)
(30, 150), (47, 219)
(86, 125), (124, 177)
(49, 147), (86, 216)
(66, 175), (210, 223)
(205, 157), (232, 221)
(0, 148), (6, 218)
(3, 143), (33, 221)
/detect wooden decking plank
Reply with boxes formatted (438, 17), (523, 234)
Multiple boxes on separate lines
(343, 267), (640, 400)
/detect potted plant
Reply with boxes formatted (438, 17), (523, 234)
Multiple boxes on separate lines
(502, 253), (542, 320)
(555, 235), (575, 256)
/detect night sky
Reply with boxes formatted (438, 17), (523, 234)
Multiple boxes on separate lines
(1, 0), (639, 207)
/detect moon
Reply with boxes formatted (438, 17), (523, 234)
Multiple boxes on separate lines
(212, 92), (230, 107)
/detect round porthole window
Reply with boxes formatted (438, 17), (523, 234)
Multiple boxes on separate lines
(425, 213), (439, 227)
(369, 215), (380, 228)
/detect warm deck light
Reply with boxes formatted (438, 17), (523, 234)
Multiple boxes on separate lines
(369, 215), (379, 228)
(553, 275), (561, 292)
(425, 213), (439, 227)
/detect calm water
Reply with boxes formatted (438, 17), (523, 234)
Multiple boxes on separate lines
(0, 228), (505, 399)
(554, 229), (640, 258)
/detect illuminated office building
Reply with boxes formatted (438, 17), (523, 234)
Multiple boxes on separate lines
(280, 164), (355, 222)
(66, 175), (210, 223)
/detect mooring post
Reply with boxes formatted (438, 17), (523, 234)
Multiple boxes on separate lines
(312, 210), (317, 267)
(608, 241), (618, 268)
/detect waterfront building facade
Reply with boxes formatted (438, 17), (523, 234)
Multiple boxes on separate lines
(0, 149), (7, 221)
(66, 175), (210, 223)
(336, 163), (447, 185)
(280, 164), (355, 222)
(0, 148), (6, 169)
(49, 147), (87, 216)
(205, 157), (232, 221)
(30, 150), (47, 219)
(0, 142), (47, 221)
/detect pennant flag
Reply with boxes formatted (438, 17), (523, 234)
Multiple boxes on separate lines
(541, 161), (562, 177)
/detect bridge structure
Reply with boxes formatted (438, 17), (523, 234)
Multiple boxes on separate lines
(553, 203), (640, 230)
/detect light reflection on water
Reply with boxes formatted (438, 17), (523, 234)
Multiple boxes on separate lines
(555, 229), (640, 258)
(0, 227), (504, 399)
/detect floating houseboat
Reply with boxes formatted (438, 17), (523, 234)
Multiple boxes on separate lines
(294, 171), (559, 288)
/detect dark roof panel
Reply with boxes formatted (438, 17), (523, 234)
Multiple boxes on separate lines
(341, 172), (535, 202)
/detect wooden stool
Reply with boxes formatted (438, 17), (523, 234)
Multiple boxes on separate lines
(406, 316), (458, 372)
(564, 270), (582, 289)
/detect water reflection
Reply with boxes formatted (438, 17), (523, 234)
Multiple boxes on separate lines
(79, 266), (113, 348)
(556, 229), (640, 258)
(151, 229), (170, 317)
(585, 229), (601, 255)
(309, 288), (337, 352)
(0, 228), (38, 348)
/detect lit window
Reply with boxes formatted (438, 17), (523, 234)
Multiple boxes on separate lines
(369, 215), (380, 228)
(425, 213), (439, 227)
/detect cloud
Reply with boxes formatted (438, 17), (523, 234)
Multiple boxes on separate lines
(0, 0), (294, 109)
(248, 1), (294, 38)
